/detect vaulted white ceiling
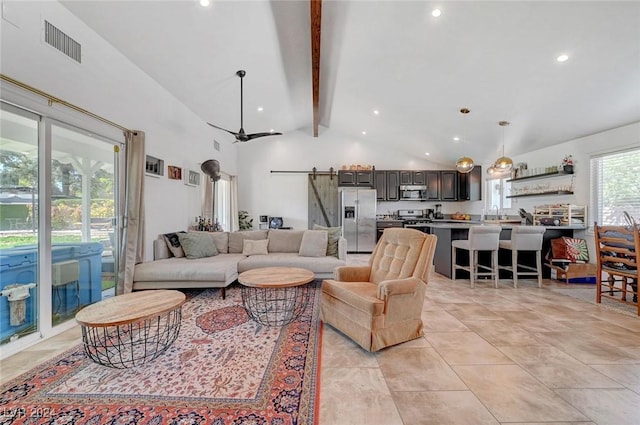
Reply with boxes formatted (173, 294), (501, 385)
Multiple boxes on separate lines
(61, 0), (640, 167)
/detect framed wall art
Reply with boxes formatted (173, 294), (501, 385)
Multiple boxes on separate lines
(145, 155), (164, 177)
(184, 169), (201, 186)
(168, 165), (182, 180)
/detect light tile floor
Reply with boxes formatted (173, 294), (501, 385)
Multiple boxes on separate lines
(2, 254), (639, 425)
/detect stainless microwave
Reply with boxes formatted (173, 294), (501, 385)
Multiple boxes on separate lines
(399, 185), (427, 201)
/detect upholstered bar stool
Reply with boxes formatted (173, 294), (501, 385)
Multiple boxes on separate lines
(498, 226), (545, 288)
(452, 225), (502, 288)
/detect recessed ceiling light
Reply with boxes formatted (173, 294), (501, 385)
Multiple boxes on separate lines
(557, 54), (569, 62)
(373, 109), (380, 115)
(257, 107), (264, 112)
(453, 137), (460, 141)
(432, 9), (441, 17)
(362, 131), (367, 135)
(425, 152), (430, 156)
(270, 129), (275, 133)
(199, 0), (210, 7)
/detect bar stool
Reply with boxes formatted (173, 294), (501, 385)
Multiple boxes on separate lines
(498, 226), (545, 288)
(452, 225), (502, 288)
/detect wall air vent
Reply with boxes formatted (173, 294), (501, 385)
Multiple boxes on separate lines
(214, 140), (220, 151)
(44, 20), (81, 63)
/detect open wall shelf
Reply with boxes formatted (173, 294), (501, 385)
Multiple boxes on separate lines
(507, 190), (574, 198)
(507, 170), (573, 182)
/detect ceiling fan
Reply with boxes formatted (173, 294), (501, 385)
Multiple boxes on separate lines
(207, 70), (282, 143)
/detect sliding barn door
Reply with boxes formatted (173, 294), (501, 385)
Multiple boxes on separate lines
(308, 174), (339, 228)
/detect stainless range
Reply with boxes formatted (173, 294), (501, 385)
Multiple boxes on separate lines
(398, 209), (432, 232)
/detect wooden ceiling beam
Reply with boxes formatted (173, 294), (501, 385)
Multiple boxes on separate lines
(310, 0), (322, 137)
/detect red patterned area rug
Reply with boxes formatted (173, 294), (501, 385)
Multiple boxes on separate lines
(0, 282), (322, 425)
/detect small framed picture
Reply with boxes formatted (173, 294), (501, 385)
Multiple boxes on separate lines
(168, 165), (182, 180)
(145, 155), (164, 177)
(185, 169), (201, 186)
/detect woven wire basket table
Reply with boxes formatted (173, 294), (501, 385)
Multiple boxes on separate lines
(75, 290), (185, 368)
(239, 267), (314, 326)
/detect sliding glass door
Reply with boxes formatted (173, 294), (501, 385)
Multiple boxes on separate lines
(0, 101), (122, 353)
(50, 121), (118, 326)
(0, 103), (40, 345)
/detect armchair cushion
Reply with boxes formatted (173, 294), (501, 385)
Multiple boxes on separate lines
(370, 229), (432, 284)
(322, 280), (384, 316)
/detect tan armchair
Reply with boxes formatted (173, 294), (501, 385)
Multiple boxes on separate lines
(321, 228), (437, 351)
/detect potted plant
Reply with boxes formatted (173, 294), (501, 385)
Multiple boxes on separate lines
(238, 210), (253, 230)
(562, 155), (574, 174)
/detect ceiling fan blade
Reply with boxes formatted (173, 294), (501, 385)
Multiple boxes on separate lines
(246, 131), (283, 141)
(207, 122), (239, 136)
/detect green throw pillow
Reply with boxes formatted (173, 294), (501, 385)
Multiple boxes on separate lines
(177, 232), (218, 259)
(313, 224), (341, 257)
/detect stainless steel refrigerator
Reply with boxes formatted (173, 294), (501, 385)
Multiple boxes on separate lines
(340, 188), (377, 253)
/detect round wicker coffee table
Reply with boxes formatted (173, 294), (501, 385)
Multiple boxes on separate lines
(238, 267), (314, 326)
(75, 290), (185, 368)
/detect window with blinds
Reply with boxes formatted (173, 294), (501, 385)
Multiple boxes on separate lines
(590, 147), (640, 228)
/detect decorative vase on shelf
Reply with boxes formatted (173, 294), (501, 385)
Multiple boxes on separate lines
(563, 164), (574, 174)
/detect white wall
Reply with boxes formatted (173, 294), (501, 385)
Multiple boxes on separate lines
(1, 1), (237, 259)
(501, 122), (640, 222)
(236, 126), (483, 229)
(238, 122), (640, 232)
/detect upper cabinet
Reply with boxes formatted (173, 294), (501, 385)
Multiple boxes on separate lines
(458, 166), (482, 201)
(375, 170), (400, 200)
(439, 171), (458, 201)
(354, 167), (482, 202)
(399, 171), (426, 186)
(425, 171), (440, 200)
(386, 171), (400, 201)
(374, 171), (386, 200)
(338, 170), (374, 187)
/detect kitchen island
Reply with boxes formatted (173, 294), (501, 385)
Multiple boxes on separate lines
(426, 222), (588, 279)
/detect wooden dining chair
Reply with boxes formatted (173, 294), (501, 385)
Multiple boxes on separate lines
(594, 223), (639, 315)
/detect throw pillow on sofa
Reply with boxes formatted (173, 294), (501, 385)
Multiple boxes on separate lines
(177, 232), (218, 259)
(229, 230), (269, 253)
(188, 230), (229, 254)
(313, 224), (341, 257)
(299, 230), (328, 257)
(242, 239), (269, 255)
(268, 230), (304, 253)
(163, 232), (186, 257)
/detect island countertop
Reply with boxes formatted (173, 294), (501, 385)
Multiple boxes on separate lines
(425, 222), (587, 230)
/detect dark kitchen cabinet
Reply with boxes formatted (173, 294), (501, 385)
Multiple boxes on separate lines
(374, 171), (386, 200)
(440, 171), (458, 201)
(399, 171), (412, 185)
(386, 171), (400, 201)
(425, 171), (440, 200)
(338, 170), (374, 187)
(374, 170), (400, 201)
(458, 166), (482, 201)
(412, 171), (426, 185)
(399, 170), (426, 185)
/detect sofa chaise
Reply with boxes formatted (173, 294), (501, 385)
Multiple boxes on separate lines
(133, 228), (346, 298)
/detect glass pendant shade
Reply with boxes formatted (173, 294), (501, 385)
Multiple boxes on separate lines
(455, 108), (474, 173)
(456, 156), (475, 173)
(494, 120), (513, 171)
(494, 156), (513, 171)
(486, 164), (498, 175)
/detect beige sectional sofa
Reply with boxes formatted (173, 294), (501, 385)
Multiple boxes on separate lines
(133, 229), (346, 298)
